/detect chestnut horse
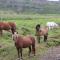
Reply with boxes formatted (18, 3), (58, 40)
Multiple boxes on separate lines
(36, 24), (48, 43)
(12, 32), (35, 60)
(0, 22), (16, 36)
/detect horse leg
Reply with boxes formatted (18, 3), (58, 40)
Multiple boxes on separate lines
(20, 48), (23, 60)
(28, 46), (31, 57)
(37, 36), (40, 43)
(32, 43), (35, 56)
(44, 35), (48, 42)
(0, 30), (3, 36)
(16, 48), (20, 60)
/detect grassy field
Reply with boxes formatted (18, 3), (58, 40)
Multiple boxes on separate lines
(0, 14), (60, 60)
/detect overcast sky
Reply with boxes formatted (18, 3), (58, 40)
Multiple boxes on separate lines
(48, 0), (59, 1)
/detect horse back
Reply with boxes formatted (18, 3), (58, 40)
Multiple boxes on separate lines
(23, 36), (33, 44)
(15, 36), (35, 48)
(36, 27), (48, 36)
(0, 22), (11, 30)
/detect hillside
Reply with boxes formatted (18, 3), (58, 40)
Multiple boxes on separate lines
(0, 0), (60, 14)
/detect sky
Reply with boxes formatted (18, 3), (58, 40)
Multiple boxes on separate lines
(48, 0), (59, 1)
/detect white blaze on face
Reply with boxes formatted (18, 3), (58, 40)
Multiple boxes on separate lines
(12, 32), (18, 41)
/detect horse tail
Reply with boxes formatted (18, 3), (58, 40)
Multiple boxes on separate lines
(30, 37), (35, 56)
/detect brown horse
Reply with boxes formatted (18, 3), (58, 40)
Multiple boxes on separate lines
(0, 22), (16, 36)
(12, 32), (35, 60)
(36, 24), (48, 43)
(0, 22), (11, 36)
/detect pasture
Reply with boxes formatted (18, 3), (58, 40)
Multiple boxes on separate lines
(0, 14), (60, 60)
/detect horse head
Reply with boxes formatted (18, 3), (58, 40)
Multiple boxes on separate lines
(12, 32), (19, 42)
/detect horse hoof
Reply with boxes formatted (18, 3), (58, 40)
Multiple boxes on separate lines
(16, 58), (20, 60)
(20, 58), (23, 60)
(29, 54), (33, 57)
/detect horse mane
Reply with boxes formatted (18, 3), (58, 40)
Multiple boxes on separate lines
(36, 24), (40, 31)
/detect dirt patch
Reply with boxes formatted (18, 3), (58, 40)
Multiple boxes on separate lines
(0, 44), (7, 49)
(39, 46), (60, 60)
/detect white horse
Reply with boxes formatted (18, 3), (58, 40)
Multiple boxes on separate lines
(46, 22), (59, 30)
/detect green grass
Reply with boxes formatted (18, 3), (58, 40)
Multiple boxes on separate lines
(0, 14), (60, 60)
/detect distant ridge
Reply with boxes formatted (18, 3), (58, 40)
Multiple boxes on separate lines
(0, 0), (60, 14)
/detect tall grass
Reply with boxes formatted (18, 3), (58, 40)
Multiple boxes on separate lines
(0, 14), (60, 60)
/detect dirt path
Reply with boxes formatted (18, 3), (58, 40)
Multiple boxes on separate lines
(39, 46), (60, 60)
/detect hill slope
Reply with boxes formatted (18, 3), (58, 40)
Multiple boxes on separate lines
(0, 0), (60, 14)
